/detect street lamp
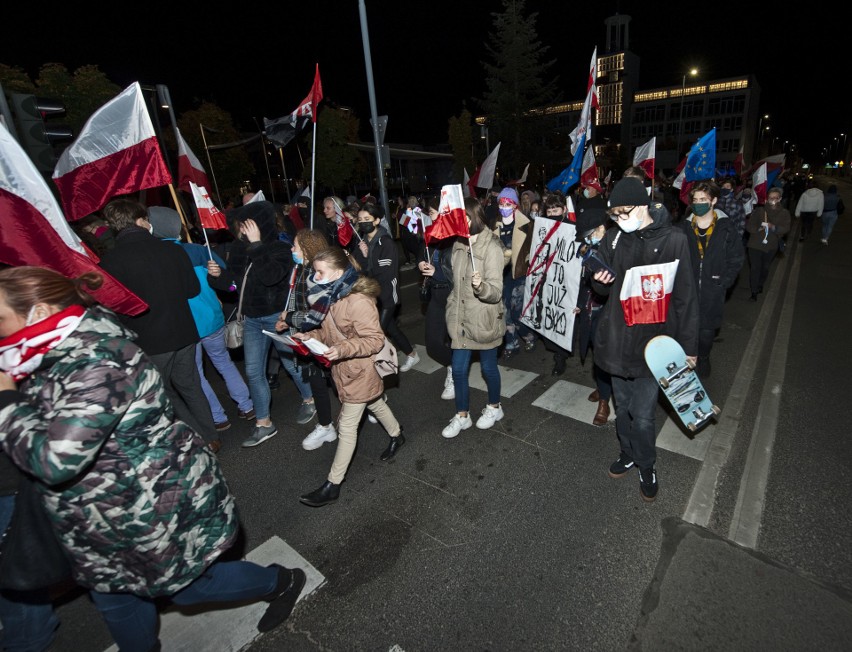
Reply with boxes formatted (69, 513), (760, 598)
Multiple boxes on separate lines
(675, 68), (699, 160)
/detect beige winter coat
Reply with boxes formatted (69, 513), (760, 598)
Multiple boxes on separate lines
(316, 276), (385, 403)
(446, 230), (506, 350)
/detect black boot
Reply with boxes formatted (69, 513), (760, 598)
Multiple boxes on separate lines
(299, 481), (340, 507)
(380, 433), (406, 461)
(267, 373), (280, 390)
(552, 355), (567, 376)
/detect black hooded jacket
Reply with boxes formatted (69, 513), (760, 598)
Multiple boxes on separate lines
(590, 203), (699, 378)
(215, 201), (294, 318)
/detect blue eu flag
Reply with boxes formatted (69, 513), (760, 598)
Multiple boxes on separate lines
(684, 128), (716, 182)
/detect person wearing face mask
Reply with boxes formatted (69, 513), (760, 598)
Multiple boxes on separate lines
(716, 177), (747, 241)
(292, 247), (405, 507)
(745, 187), (791, 301)
(572, 205), (613, 425)
(99, 198), (221, 453)
(590, 177), (699, 503)
(495, 187), (537, 360)
(352, 202), (420, 372)
(680, 182), (745, 378)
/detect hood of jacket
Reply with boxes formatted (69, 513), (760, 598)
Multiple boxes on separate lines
(227, 200), (279, 243)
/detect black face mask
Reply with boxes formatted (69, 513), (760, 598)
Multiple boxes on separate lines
(357, 222), (375, 236)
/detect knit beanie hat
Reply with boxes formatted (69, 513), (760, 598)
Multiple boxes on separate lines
(608, 177), (651, 208)
(575, 207), (609, 239)
(147, 206), (182, 240)
(498, 187), (519, 205)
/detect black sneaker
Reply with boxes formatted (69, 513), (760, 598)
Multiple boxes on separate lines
(639, 467), (659, 502)
(608, 453), (635, 479)
(257, 565), (307, 632)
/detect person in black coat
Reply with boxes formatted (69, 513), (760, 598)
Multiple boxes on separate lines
(591, 178), (699, 503)
(100, 198), (219, 450)
(679, 181), (745, 378)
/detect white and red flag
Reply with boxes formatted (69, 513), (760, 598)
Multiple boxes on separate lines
(633, 137), (656, 181)
(580, 147), (602, 193)
(752, 162), (768, 205)
(469, 142), (501, 192)
(586, 47), (600, 110)
(334, 202), (353, 247)
(189, 182), (228, 231)
(52, 82), (172, 223)
(569, 84), (595, 156)
(672, 156), (694, 206)
(0, 123), (147, 315)
(425, 184), (469, 244)
(507, 163), (530, 187)
(176, 127), (210, 193)
(462, 168), (472, 198)
(619, 260), (680, 326)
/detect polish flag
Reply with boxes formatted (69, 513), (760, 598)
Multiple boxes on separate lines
(620, 260), (680, 326)
(176, 127), (210, 193)
(52, 82), (172, 222)
(425, 184), (469, 243)
(633, 137), (656, 180)
(672, 156), (694, 206)
(470, 142), (501, 191)
(462, 168), (472, 198)
(507, 163), (530, 187)
(752, 163), (768, 205)
(333, 202), (353, 247)
(0, 123), (147, 315)
(189, 182), (228, 231)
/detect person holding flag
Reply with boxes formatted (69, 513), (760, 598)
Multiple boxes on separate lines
(441, 197), (507, 440)
(590, 177), (699, 502)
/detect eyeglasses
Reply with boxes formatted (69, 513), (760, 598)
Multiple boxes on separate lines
(608, 206), (637, 221)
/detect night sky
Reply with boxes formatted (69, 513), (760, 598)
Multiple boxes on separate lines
(6, 1), (847, 163)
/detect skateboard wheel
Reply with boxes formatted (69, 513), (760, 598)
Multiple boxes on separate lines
(687, 422), (697, 432)
(711, 405), (721, 416)
(659, 377), (669, 389)
(685, 358), (696, 370)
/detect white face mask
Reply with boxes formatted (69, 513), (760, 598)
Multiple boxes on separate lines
(501, 215), (514, 225)
(147, 223), (154, 235)
(618, 214), (643, 233)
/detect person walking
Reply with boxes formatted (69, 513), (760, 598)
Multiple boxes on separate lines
(0, 267), (306, 652)
(745, 187), (791, 301)
(590, 177), (699, 502)
(820, 184), (844, 245)
(418, 197), (456, 400)
(294, 247), (405, 507)
(352, 202), (420, 372)
(215, 200), (314, 448)
(794, 178), (824, 242)
(680, 181), (745, 378)
(441, 198), (507, 439)
(274, 228), (340, 451)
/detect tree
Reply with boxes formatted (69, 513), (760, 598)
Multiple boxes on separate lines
(448, 107), (475, 182)
(35, 63), (121, 136)
(307, 107), (365, 195)
(479, 0), (559, 180)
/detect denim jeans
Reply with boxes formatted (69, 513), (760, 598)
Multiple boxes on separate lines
(90, 561), (278, 652)
(452, 347), (501, 413)
(0, 495), (59, 652)
(196, 326), (254, 424)
(611, 375), (660, 470)
(243, 314), (312, 421)
(503, 276), (534, 351)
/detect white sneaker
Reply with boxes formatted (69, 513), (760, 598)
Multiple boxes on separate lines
(476, 404), (504, 429)
(400, 351), (420, 372)
(442, 414), (473, 439)
(441, 367), (455, 400)
(302, 423), (337, 451)
(367, 413), (378, 424)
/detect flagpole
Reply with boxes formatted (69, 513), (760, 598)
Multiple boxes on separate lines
(199, 124), (223, 208)
(201, 223), (213, 259)
(254, 118), (276, 204)
(310, 121), (318, 229)
(167, 183), (194, 243)
(279, 148), (292, 203)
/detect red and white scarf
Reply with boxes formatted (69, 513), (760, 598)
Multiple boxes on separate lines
(0, 305), (86, 381)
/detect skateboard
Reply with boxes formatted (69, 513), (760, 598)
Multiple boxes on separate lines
(644, 335), (720, 432)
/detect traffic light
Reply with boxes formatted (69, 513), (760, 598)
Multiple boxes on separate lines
(9, 93), (73, 173)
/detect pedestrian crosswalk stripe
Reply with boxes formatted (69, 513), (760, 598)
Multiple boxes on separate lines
(532, 380), (615, 424)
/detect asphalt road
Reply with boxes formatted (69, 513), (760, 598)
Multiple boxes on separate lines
(45, 175), (852, 651)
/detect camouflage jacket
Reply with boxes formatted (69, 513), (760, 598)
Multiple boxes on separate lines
(0, 307), (237, 597)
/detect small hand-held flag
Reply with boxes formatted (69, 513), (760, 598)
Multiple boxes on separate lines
(334, 201), (354, 247)
(469, 142), (501, 194)
(52, 82), (172, 222)
(425, 184), (469, 246)
(264, 64), (324, 148)
(633, 137), (656, 181)
(176, 127), (210, 193)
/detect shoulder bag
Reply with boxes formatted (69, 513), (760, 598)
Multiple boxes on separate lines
(327, 309), (398, 378)
(225, 263), (252, 349)
(0, 472), (72, 591)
